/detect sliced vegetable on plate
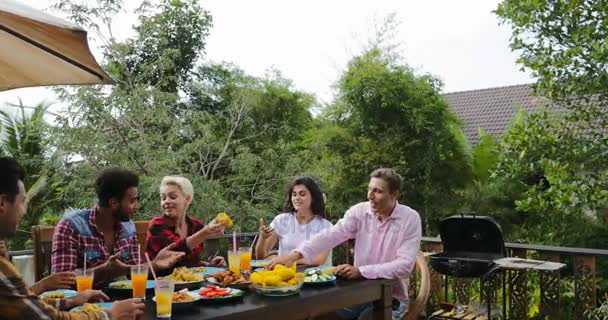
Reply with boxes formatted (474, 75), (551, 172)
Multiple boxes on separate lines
(198, 285), (244, 300)
(304, 268), (337, 284)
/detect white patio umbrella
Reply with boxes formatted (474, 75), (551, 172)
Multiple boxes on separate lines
(0, 0), (114, 91)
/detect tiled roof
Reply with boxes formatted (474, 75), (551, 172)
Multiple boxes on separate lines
(444, 84), (542, 144)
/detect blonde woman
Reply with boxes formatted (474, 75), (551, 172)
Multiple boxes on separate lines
(146, 176), (226, 267)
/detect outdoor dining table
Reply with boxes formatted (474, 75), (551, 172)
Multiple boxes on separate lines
(126, 278), (393, 320)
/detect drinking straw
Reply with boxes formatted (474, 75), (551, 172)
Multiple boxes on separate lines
(232, 231), (237, 252)
(250, 233), (258, 251)
(138, 244), (141, 273)
(145, 252), (158, 285)
(84, 252), (87, 275)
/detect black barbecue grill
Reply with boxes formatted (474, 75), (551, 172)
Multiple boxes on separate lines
(430, 214), (506, 278)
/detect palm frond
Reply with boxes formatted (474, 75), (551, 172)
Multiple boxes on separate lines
(1, 101), (50, 157)
(0, 108), (20, 153)
(25, 175), (48, 209)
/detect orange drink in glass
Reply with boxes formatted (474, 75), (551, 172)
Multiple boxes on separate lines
(76, 269), (94, 292)
(155, 279), (174, 318)
(130, 265), (148, 299)
(228, 250), (241, 274)
(239, 247), (252, 274)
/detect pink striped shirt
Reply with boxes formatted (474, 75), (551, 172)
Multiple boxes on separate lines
(295, 201), (422, 301)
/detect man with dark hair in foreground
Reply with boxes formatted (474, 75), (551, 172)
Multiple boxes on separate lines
(0, 158), (146, 319)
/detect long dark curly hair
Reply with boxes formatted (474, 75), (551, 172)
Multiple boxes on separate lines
(284, 176), (326, 218)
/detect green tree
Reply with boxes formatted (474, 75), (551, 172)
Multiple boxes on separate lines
(0, 102), (60, 249)
(493, 108), (608, 246)
(50, 0), (317, 231)
(459, 129), (526, 235)
(311, 48), (472, 233)
(494, 0), (608, 247)
(496, 0), (608, 100)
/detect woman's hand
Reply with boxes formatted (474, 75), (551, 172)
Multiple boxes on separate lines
(204, 219), (225, 236)
(258, 218), (274, 240)
(187, 219), (225, 252)
(210, 256), (226, 266)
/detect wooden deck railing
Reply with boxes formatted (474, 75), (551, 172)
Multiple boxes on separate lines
(419, 237), (608, 319)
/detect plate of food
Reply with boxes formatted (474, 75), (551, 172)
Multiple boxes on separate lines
(251, 260), (270, 268)
(204, 270), (251, 289)
(252, 280), (303, 297)
(250, 264), (304, 297)
(304, 266), (335, 273)
(153, 289), (200, 310)
(189, 266), (227, 276)
(107, 279), (156, 290)
(40, 289), (78, 302)
(198, 285), (244, 301)
(161, 267), (205, 290)
(303, 268), (336, 285)
(70, 302), (112, 313)
(189, 266), (207, 273)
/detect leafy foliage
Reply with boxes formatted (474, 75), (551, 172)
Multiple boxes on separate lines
(494, 0), (608, 248)
(496, 0), (608, 100)
(0, 102), (62, 248)
(47, 0), (315, 232)
(586, 294), (608, 320)
(311, 49), (472, 233)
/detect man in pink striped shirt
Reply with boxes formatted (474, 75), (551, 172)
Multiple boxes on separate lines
(269, 168), (422, 319)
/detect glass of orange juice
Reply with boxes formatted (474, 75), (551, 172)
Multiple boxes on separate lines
(239, 247), (252, 275)
(130, 265), (148, 299)
(76, 268), (94, 292)
(227, 250), (240, 274)
(155, 279), (174, 318)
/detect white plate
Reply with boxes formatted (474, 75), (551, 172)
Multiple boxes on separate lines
(40, 289), (78, 299)
(152, 290), (201, 305)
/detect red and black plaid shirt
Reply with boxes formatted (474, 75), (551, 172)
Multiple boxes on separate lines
(146, 214), (204, 267)
(51, 207), (139, 274)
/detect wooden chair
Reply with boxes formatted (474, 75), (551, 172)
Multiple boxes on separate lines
(134, 220), (149, 258)
(402, 252), (431, 320)
(32, 225), (55, 281)
(251, 233), (278, 260)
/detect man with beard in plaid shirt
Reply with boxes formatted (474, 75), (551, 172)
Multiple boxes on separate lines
(51, 168), (185, 287)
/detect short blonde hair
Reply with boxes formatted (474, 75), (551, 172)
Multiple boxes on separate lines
(160, 176), (194, 199)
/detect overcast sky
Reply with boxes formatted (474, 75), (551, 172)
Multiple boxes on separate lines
(1, 0), (533, 110)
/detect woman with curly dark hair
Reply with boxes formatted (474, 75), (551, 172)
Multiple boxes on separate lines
(255, 176), (333, 266)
